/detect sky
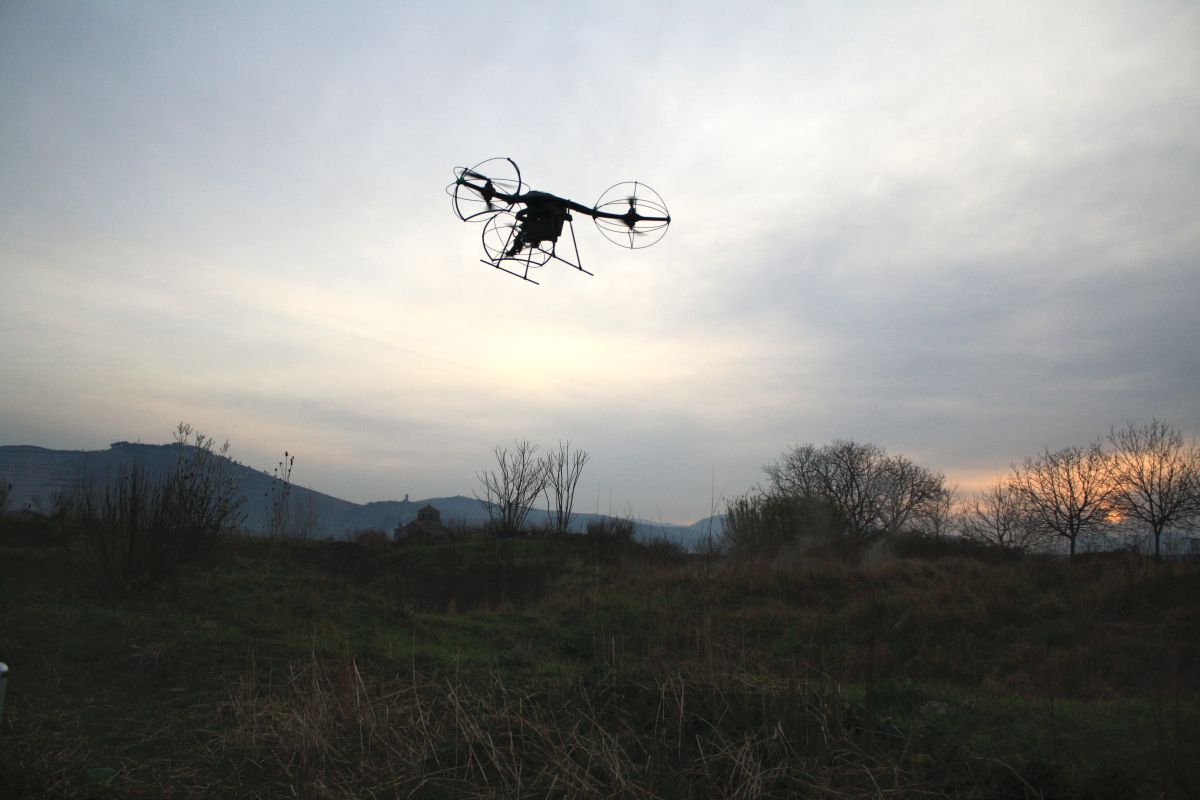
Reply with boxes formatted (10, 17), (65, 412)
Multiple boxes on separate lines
(2, 1), (1198, 523)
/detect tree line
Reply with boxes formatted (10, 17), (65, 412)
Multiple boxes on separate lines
(725, 420), (1200, 560)
(969, 419), (1200, 559)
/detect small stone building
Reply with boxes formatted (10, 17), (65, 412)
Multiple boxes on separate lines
(394, 504), (444, 543)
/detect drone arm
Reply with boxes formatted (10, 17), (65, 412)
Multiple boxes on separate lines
(587, 206), (671, 223)
(455, 178), (525, 207)
(556, 197), (602, 217)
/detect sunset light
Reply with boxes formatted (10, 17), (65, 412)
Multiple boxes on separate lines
(2, 4), (1199, 795)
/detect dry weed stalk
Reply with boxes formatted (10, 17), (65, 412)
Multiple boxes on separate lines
(216, 651), (955, 799)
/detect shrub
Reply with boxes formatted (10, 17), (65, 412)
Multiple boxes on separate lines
(639, 535), (688, 566)
(888, 530), (1020, 562)
(582, 516), (637, 565)
(351, 528), (392, 548)
(74, 424), (244, 592)
(721, 490), (844, 558)
(584, 516), (635, 540)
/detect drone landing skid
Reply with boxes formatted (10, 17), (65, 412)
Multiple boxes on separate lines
(481, 216), (593, 285)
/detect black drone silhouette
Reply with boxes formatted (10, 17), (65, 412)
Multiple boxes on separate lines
(447, 158), (671, 284)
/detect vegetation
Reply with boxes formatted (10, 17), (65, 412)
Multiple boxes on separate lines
(1, 512), (1197, 799)
(542, 440), (590, 536)
(959, 480), (1039, 553)
(1009, 442), (1114, 559)
(1107, 420), (1200, 560)
(265, 450), (295, 539)
(3, 421), (1198, 797)
(721, 490), (845, 558)
(476, 440), (592, 537)
(756, 424), (1200, 559)
(762, 440), (950, 539)
(476, 441), (551, 537)
(68, 424), (245, 593)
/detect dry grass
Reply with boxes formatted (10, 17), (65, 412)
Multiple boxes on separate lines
(3, 525), (1198, 798)
(214, 652), (946, 800)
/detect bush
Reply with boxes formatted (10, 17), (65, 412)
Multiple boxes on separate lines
(73, 424), (244, 592)
(721, 490), (844, 558)
(639, 535), (688, 566)
(888, 530), (1020, 562)
(350, 528), (392, 548)
(584, 516), (635, 540)
(582, 516), (637, 565)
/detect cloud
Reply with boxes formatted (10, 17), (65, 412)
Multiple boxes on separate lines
(2, 1), (1198, 521)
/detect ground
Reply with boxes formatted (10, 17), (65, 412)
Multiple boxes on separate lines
(1, 519), (1197, 798)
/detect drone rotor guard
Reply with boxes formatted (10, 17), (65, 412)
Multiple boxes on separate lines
(449, 157), (524, 222)
(593, 181), (671, 249)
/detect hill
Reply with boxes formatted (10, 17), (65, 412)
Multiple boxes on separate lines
(0, 443), (721, 546)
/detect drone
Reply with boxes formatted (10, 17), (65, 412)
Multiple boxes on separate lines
(447, 157), (671, 284)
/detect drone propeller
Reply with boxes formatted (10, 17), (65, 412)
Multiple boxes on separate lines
(447, 157), (524, 222)
(593, 181), (671, 249)
(620, 196), (652, 230)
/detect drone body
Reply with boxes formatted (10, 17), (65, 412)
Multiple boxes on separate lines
(448, 158), (671, 284)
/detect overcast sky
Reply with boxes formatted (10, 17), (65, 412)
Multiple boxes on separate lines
(2, 1), (1197, 523)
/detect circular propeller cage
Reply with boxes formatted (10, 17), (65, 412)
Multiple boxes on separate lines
(481, 211), (554, 268)
(593, 181), (671, 249)
(448, 157), (525, 222)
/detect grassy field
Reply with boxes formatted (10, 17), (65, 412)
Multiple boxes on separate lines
(1, 517), (1197, 798)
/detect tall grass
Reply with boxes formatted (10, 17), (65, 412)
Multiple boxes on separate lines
(220, 652), (922, 800)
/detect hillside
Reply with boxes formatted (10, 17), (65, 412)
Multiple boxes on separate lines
(0, 442), (360, 533)
(0, 443), (721, 546)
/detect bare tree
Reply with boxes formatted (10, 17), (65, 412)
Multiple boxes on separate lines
(876, 454), (947, 536)
(1010, 442), (1113, 558)
(476, 441), (547, 537)
(543, 440), (590, 535)
(914, 483), (958, 538)
(765, 440), (881, 537)
(1107, 419), (1200, 560)
(960, 480), (1038, 552)
(764, 439), (946, 538)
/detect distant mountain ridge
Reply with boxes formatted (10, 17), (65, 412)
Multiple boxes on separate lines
(0, 443), (722, 549)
